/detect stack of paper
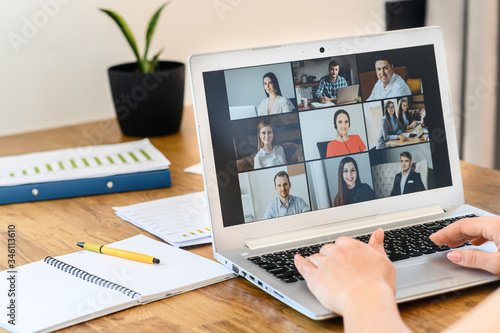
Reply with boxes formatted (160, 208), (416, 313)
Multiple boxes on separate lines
(0, 139), (172, 205)
(0, 139), (170, 186)
(114, 192), (212, 247)
(310, 101), (335, 108)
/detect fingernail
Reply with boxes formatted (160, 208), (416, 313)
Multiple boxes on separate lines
(447, 251), (461, 263)
(376, 228), (384, 241)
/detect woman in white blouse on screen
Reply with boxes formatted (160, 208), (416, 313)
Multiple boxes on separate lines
(254, 120), (287, 169)
(257, 72), (294, 116)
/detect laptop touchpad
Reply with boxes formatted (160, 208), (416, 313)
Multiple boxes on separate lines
(396, 262), (456, 290)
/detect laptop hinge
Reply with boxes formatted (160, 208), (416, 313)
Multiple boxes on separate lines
(245, 205), (444, 250)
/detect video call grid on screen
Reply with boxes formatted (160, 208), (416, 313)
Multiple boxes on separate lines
(203, 45), (452, 227)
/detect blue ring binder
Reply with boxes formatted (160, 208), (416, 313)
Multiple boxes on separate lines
(0, 169), (171, 205)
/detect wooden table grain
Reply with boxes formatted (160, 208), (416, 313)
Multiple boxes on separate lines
(0, 106), (499, 332)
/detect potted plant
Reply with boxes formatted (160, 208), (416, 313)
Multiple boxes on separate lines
(100, 1), (184, 137)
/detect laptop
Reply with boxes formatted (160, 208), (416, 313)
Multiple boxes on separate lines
(336, 84), (360, 104)
(188, 27), (499, 320)
(414, 123), (427, 138)
(229, 105), (257, 120)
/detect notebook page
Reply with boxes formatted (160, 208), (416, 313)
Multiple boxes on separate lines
(0, 259), (136, 333)
(65, 235), (234, 303)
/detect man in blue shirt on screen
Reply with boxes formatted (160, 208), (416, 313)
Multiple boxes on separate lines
(263, 171), (309, 219)
(315, 59), (348, 103)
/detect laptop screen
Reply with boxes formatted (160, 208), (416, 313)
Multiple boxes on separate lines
(414, 123), (425, 137)
(202, 45), (452, 227)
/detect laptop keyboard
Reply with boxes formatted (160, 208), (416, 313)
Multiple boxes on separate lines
(247, 214), (477, 283)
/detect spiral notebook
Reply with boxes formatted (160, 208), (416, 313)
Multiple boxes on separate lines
(0, 235), (234, 333)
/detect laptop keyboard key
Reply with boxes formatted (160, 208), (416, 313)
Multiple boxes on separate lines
(258, 262), (277, 270)
(268, 267), (288, 275)
(423, 223), (442, 230)
(434, 245), (451, 252)
(389, 253), (410, 261)
(281, 277), (298, 283)
(250, 259), (266, 265)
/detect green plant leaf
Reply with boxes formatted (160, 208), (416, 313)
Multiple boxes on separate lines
(143, 2), (169, 65)
(149, 48), (164, 72)
(100, 8), (145, 72)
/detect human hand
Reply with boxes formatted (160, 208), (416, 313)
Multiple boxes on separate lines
(400, 133), (408, 141)
(294, 229), (395, 315)
(430, 216), (500, 275)
(319, 96), (329, 104)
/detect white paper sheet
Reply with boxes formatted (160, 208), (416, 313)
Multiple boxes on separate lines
(0, 139), (170, 187)
(113, 192), (212, 247)
(183, 163), (203, 175)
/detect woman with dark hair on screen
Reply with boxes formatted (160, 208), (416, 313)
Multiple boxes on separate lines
(376, 100), (406, 149)
(253, 120), (287, 169)
(326, 109), (367, 158)
(257, 72), (294, 116)
(333, 156), (375, 207)
(397, 98), (418, 130)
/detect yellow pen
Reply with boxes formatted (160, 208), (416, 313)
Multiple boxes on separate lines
(76, 242), (160, 264)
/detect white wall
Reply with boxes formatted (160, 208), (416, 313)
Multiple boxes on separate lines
(0, 0), (386, 136)
(462, 1), (498, 168)
(426, 0), (498, 168)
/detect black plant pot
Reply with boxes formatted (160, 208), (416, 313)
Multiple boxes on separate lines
(108, 61), (185, 137)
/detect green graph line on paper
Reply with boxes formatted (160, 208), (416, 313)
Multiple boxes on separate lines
(7, 149), (155, 178)
(129, 152), (139, 162)
(118, 154), (127, 163)
(140, 149), (152, 160)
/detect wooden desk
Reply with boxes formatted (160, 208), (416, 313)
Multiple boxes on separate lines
(385, 133), (428, 147)
(1, 106), (499, 332)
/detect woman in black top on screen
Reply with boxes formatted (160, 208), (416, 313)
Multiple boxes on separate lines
(333, 156), (375, 207)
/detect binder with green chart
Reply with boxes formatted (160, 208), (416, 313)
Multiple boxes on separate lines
(0, 139), (171, 205)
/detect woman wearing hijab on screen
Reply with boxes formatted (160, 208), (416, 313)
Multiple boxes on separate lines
(254, 120), (287, 169)
(257, 72), (294, 116)
(333, 156), (375, 207)
(326, 109), (367, 158)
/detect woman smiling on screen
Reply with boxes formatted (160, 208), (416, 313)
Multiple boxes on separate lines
(333, 156), (374, 207)
(326, 109), (367, 158)
(253, 120), (287, 169)
(257, 72), (294, 116)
